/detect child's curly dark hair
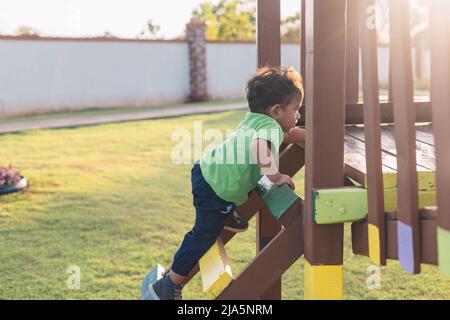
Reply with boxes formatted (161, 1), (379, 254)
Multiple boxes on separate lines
(246, 66), (304, 114)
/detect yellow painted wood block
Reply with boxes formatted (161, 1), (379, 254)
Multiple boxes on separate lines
(383, 189), (436, 212)
(304, 261), (343, 300)
(365, 172), (436, 212)
(368, 224), (381, 266)
(199, 239), (233, 299)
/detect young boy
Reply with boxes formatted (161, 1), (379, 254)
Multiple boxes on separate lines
(147, 66), (305, 300)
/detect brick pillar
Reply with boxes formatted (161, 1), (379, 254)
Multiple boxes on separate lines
(186, 18), (209, 102)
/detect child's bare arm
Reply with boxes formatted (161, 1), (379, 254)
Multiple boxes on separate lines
(283, 127), (305, 145)
(251, 139), (295, 190)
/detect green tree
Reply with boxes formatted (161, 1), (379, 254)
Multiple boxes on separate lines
(17, 25), (40, 37)
(193, 0), (302, 42)
(281, 12), (301, 43)
(192, 0), (256, 41)
(139, 19), (160, 39)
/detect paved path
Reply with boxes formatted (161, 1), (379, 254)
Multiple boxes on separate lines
(0, 102), (247, 134)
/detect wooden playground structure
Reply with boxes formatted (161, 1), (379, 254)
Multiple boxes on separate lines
(144, 0), (450, 300)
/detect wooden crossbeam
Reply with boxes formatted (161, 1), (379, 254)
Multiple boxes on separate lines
(389, 0), (421, 274)
(298, 101), (432, 126)
(430, 0), (450, 277)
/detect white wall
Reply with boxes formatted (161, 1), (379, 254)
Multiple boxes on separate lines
(206, 42), (256, 99)
(0, 39), (190, 116)
(0, 38), (430, 116)
(206, 42), (301, 99)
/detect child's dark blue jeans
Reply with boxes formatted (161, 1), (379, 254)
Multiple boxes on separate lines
(171, 161), (236, 277)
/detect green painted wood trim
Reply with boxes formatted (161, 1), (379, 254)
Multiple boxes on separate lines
(438, 227), (450, 277)
(256, 176), (299, 220)
(313, 187), (368, 224)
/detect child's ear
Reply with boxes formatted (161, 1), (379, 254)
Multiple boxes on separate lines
(268, 104), (282, 119)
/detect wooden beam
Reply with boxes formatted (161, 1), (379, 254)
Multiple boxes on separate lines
(298, 101), (433, 126)
(389, 0), (421, 274)
(430, 0), (450, 277)
(257, 0), (281, 68)
(346, 0), (360, 104)
(256, 0), (282, 299)
(304, 0), (346, 299)
(359, 0), (386, 266)
(301, 0), (306, 97)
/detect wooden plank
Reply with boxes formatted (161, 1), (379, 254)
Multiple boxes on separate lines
(389, 0), (421, 274)
(415, 124), (435, 146)
(199, 239), (233, 299)
(359, 0), (386, 266)
(346, 126), (436, 171)
(382, 126), (436, 170)
(256, 0), (282, 299)
(345, 134), (398, 174)
(430, 0), (450, 277)
(346, 0), (360, 104)
(304, 0), (346, 300)
(345, 101), (432, 125)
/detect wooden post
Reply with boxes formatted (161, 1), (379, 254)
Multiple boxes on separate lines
(257, 0), (281, 68)
(256, 0), (282, 300)
(346, 0), (360, 104)
(301, 0), (306, 98)
(389, 0), (421, 274)
(359, 0), (386, 266)
(304, 0), (346, 300)
(430, 0), (450, 277)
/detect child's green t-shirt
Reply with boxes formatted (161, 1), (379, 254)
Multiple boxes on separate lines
(200, 112), (284, 206)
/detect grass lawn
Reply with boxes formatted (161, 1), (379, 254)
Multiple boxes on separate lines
(0, 109), (449, 300)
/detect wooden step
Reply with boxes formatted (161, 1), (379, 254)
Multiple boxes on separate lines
(199, 238), (233, 299)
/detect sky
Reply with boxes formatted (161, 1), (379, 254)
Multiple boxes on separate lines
(0, 0), (301, 39)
